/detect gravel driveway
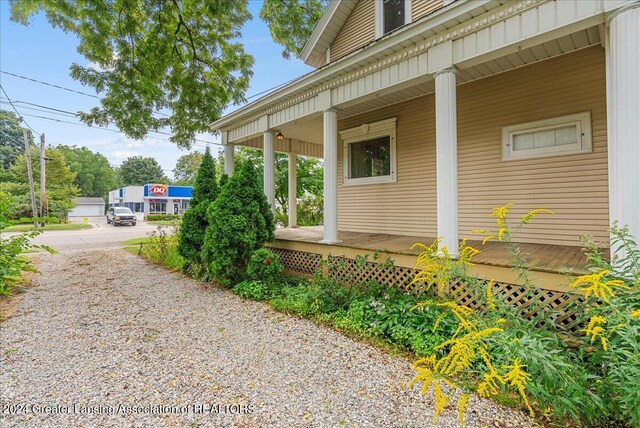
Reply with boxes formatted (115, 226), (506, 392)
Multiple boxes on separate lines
(0, 250), (538, 427)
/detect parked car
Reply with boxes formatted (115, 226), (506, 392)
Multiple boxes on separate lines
(106, 207), (137, 226)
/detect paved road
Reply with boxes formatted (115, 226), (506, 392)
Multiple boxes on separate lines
(10, 217), (170, 253)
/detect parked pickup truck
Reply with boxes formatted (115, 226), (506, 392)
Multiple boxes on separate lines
(106, 207), (137, 226)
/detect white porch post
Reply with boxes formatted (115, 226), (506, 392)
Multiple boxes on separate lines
(322, 108), (339, 243)
(606, 4), (640, 260)
(223, 144), (234, 176)
(263, 131), (276, 213)
(288, 153), (298, 228)
(434, 67), (459, 256)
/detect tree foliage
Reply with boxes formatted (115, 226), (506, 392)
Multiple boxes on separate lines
(3, 146), (79, 219)
(178, 148), (218, 275)
(58, 145), (115, 199)
(229, 148), (323, 226)
(0, 110), (31, 170)
(10, 0), (254, 148)
(203, 161), (275, 286)
(116, 156), (167, 186)
(173, 151), (203, 186)
(260, 0), (326, 59)
(9, 1), (327, 147)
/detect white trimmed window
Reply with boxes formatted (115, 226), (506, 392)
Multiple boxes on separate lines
(341, 118), (397, 185)
(502, 112), (592, 161)
(375, 0), (412, 38)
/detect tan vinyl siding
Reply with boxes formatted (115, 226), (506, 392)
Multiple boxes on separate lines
(330, 0), (375, 62)
(412, 0), (443, 21)
(457, 46), (608, 246)
(338, 97), (438, 237)
(337, 47), (608, 246)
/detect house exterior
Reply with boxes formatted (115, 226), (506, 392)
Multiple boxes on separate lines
(108, 184), (193, 218)
(68, 197), (106, 217)
(211, 0), (639, 259)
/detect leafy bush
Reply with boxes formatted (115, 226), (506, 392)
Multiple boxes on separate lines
(140, 225), (183, 271)
(232, 280), (269, 300)
(8, 216), (61, 225)
(407, 205), (640, 427)
(0, 192), (53, 295)
(247, 248), (284, 285)
(178, 147), (218, 276)
(203, 161), (275, 286)
(146, 214), (181, 221)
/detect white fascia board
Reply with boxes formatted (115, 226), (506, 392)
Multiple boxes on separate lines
(300, 0), (341, 64)
(210, 0), (498, 131)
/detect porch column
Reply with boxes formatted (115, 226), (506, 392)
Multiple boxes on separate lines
(434, 67), (459, 256)
(288, 153), (298, 228)
(321, 108), (339, 243)
(263, 131), (276, 213)
(223, 144), (234, 176)
(606, 4), (640, 260)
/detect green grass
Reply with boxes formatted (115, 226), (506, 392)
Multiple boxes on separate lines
(147, 220), (179, 226)
(122, 237), (152, 246)
(4, 223), (93, 232)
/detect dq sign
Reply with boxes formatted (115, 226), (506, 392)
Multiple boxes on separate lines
(149, 184), (168, 196)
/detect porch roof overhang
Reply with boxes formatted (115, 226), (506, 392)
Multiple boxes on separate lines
(211, 0), (621, 151)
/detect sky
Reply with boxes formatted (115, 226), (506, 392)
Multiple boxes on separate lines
(0, 1), (313, 178)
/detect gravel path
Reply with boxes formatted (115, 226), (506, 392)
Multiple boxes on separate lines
(0, 250), (539, 427)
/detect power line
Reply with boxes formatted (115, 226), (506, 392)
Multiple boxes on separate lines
(2, 97), (219, 146)
(15, 111), (219, 148)
(0, 84), (40, 136)
(1, 70), (101, 99)
(2, 69), (299, 108)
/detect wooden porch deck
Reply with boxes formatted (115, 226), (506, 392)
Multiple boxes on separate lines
(275, 226), (600, 275)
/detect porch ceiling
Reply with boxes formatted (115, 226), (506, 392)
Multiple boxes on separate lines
(228, 21), (602, 155)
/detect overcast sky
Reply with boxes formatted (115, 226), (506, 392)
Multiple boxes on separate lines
(0, 2), (313, 178)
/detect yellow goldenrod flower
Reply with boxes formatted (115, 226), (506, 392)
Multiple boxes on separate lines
(504, 358), (534, 416)
(458, 393), (470, 427)
(520, 208), (555, 225)
(568, 270), (629, 302)
(433, 381), (449, 422)
(582, 316), (608, 351)
(486, 280), (496, 310)
(631, 309), (640, 319)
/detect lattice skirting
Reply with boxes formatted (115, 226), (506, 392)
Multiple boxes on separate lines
(267, 248), (583, 333)
(267, 247), (322, 275)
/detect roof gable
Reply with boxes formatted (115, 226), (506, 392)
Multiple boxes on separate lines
(300, 0), (360, 68)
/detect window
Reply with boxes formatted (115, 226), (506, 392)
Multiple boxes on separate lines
(149, 201), (167, 214)
(341, 118), (397, 185)
(376, 0), (411, 37)
(502, 112), (592, 161)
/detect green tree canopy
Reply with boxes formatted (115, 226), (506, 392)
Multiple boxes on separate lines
(10, 1), (325, 148)
(226, 148), (323, 226)
(116, 156), (168, 186)
(260, 0), (326, 59)
(4, 146), (79, 218)
(0, 110), (32, 169)
(173, 152), (203, 186)
(58, 145), (116, 199)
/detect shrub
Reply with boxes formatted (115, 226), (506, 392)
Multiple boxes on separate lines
(140, 225), (183, 271)
(147, 214), (181, 221)
(178, 147), (218, 275)
(232, 280), (269, 300)
(0, 192), (53, 295)
(203, 161), (275, 286)
(247, 248), (284, 285)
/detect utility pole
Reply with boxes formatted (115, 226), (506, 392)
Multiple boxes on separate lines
(22, 128), (38, 227)
(39, 133), (46, 218)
